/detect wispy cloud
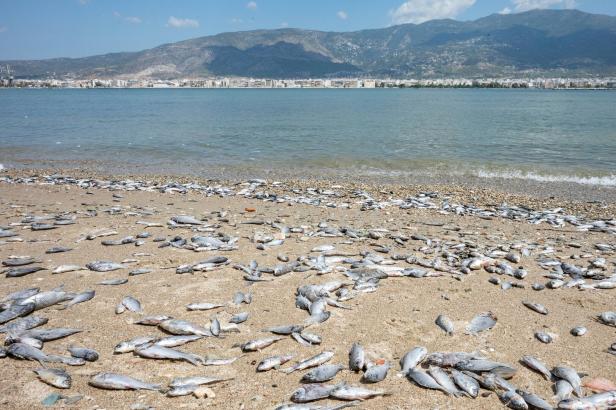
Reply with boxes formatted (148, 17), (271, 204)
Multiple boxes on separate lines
(511, 0), (576, 12)
(280, 22), (289, 28)
(231, 17), (244, 24)
(0, 26), (7, 33)
(500, 7), (512, 14)
(167, 16), (199, 29)
(246, 1), (257, 10)
(391, 0), (476, 24)
(113, 11), (142, 24)
(337, 10), (348, 20)
(78, 0), (90, 5)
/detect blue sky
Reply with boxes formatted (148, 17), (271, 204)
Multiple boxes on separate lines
(1, 0), (615, 60)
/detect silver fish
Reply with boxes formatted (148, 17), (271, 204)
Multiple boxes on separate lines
(68, 346), (99, 361)
(554, 379), (573, 402)
(516, 390), (552, 410)
(407, 369), (448, 394)
(499, 390), (528, 410)
(186, 302), (225, 311)
(86, 261), (126, 272)
(0, 314), (46, 333)
(523, 301), (549, 315)
(429, 366), (462, 396)
(89, 372), (162, 391)
(134, 344), (202, 366)
(451, 369), (479, 398)
(435, 314), (454, 335)
(400, 346), (427, 373)
(302, 364), (344, 383)
(134, 315), (173, 326)
(570, 326), (587, 336)
(210, 317), (220, 337)
(52, 265), (83, 274)
(535, 331), (553, 344)
(466, 312), (497, 334)
(283, 351), (335, 373)
(362, 363), (390, 383)
(202, 355), (242, 366)
(229, 312), (249, 324)
(597, 311), (616, 327)
(159, 319), (212, 337)
(155, 335), (202, 348)
(63, 290), (95, 308)
(558, 391), (616, 410)
(34, 368), (71, 389)
(265, 324), (304, 335)
(257, 354), (295, 372)
(240, 336), (284, 352)
(7, 343), (50, 363)
(169, 375), (233, 387)
(520, 355), (551, 380)
(98, 278), (128, 285)
(552, 366), (582, 397)
(114, 335), (158, 353)
(349, 343), (365, 372)
(329, 384), (389, 401)
(291, 383), (339, 403)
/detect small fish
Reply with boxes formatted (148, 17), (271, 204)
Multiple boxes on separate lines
(520, 355), (551, 380)
(98, 278), (128, 286)
(329, 384), (389, 401)
(407, 369), (448, 394)
(283, 351), (335, 373)
(552, 366), (583, 397)
(116, 296), (142, 314)
(134, 315), (173, 326)
(154, 335), (202, 348)
(5, 266), (45, 278)
(400, 347), (427, 373)
(597, 311), (616, 327)
(229, 312), (249, 324)
(451, 369), (479, 398)
(265, 324), (304, 335)
(169, 375), (233, 387)
(210, 317), (220, 337)
(535, 331), (553, 344)
(291, 383), (339, 403)
(499, 390), (528, 410)
(257, 354), (295, 372)
(558, 392), (616, 410)
(159, 319), (212, 337)
(570, 326), (587, 336)
(186, 302), (225, 311)
(7, 343), (50, 363)
(114, 335), (158, 354)
(302, 364), (344, 383)
(34, 368), (71, 389)
(554, 379), (574, 402)
(428, 366), (462, 396)
(52, 265), (83, 274)
(62, 290), (95, 308)
(0, 316), (48, 334)
(435, 314), (454, 335)
(68, 346), (99, 362)
(240, 336), (284, 352)
(46, 247), (72, 254)
(362, 363), (390, 383)
(202, 356), (242, 366)
(516, 390), (551, 410)
(86, 261), (126, 272)
(466, 312), (497, 334)
(523, 301), (549, 315)
(89, 372), (162, 391)
(134, 344), (202, 366)
(349, 343), (365, 372)
(2, 257), (36, 267)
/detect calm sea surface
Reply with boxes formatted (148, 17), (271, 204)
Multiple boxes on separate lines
(0, 88), (615, 185)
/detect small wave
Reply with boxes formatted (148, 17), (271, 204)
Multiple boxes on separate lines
(475, 170), (616, 187)
(0, 164), (4, 171)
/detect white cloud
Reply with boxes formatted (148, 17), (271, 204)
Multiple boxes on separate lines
(246, 1), (257, 10)
(167, 16), (199, 29)
(231, 17), (244, 24)
(511, 0), (576, 12)
(78, 0), (90, 4)
(500, 7), (512, 14)
(391, 0), (476, 25)
(280, 22), (289, 28)
(337, 10), (348, 20)
(113, 11), (142, 24)
(0, 26), (7, 33)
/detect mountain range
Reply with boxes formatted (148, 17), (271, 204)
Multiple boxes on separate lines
(4, 9), (616, 79)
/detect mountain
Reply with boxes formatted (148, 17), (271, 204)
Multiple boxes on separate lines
(4, 9), (616, 79)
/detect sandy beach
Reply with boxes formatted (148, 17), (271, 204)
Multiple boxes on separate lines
(0, 172), (615, 410)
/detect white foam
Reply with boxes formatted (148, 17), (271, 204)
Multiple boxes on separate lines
(0, 164), (4, 171)
(476, 170), (616, 187)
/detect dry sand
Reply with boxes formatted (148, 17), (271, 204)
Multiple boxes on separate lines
(0, 180), (614, 409)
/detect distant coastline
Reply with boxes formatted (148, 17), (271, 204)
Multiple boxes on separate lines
(2, 77), (616, 90)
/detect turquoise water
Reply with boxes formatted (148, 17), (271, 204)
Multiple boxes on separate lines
(0, 88), (615, 185)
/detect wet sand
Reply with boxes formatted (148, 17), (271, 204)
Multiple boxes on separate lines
(0, 176), (615, 409)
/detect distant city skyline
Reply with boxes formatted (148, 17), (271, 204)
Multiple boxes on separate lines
(1, 0), (615, 60)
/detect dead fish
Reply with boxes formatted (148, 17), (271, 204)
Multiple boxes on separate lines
(229, 312), (249, 324)
(116, 296), (142, 314)
(34, 368), (71, 389)
(535, 332), (554, 344)
(435, 314), (454, 335)
(159, 319), (212, 337)
(89, 372), (162, 391)
(171, 215), (202, 225)
(134, 315), (173, 326)
(154, 335), (202, 348)
(5, 266), (45, 277)
(425, 352), (485, 368)
(86, 261), (126, 272)
(258, 354), (295, 372)
(302, 364), (344, 383)
(570, 326), (587, 337)
(46, 247), (72, 254)
(186, 302), (225, 311)
(557, 392), (616, 410)
(47, 354), (85, 366)
(428, 366), (462, 396)
(552, 366), (583, 397)
(283, 351), (335, 373)
(516, 390), (551, 410)
(291, 383), (339, 403)
(202, 356), (242, 366)
(2, 257), (36, 267)
(210, 317), (220, 337)
(114, 335), (158, 354)
(362, 363), (390, 383)
(62, 290), (95, 308)
(329, 384), (389, 401)
(7, 343), (50, 363)
(129, 268), (152, 276)
(0, 316), (48, 334)
(134, 344), (202, 366)
(1, 287), (39, 303)
(456, 359), (517, 379)
(169, 375), (233, 387)
(52, 265), (83, 274)
(523, 301), (549, 315)
(349, 343), (365, 372)
(582, 377), (616, 393)
(0, 302), (35, 324)
(20, 328), (82, 342)
(265, 324), (304, 335)
(499, 390), (528, 410)
(400, 346), (427, 374)
(466, 312), (497, 334)
(597, 311), (616, 327)
(451, 369), (480, 398)
(98, 278), (128, 285)
(166, 384), (198, 397)
(239, 336), (284, 352)
(19, 290), (72, 310)
(407, 369), (448, 394)
(299, 332), (322, 345)
(554, 379), (574, 402)
(520, 355), (551, 380)
(68, 346), (99, 362)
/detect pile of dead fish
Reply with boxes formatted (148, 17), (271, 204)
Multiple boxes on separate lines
(2, 174), (614, 234)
